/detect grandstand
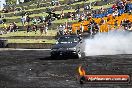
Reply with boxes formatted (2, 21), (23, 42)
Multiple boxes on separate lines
(0, 0), (131, 48)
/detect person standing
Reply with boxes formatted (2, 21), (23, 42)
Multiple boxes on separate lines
(21, 16), (25, 30)
(26, 15), (30, 25)
(26, 25), (31, 33)
(9, 23), (14, 32)
(12, 22), (17, 32)
(44, 25), (48, 35)
(40, 25), (44, 35)
(3, 23), (7, 33)
(80, 23), (84, 33)
(32, 24), (37, 34)
(58, 24), (63, 35)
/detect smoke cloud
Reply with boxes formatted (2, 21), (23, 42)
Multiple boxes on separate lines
(84, 30), (132, 56)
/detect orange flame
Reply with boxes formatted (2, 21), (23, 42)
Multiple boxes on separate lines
(78, 66), (86, 76)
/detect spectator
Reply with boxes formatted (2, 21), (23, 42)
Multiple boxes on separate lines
(58, 24), (64, 35)
(0, 28), (3, 35)
(114, 20), (118, 29)
(55, 0), (60, 6)
(26, 15), (31, 25)
(60, 9), (64, 19)
(42, 16), (46, 22)
(0, 19), (3, 24)
(94, 22), (99, 34)
(112, 4), (117, 10)
(3, 23), (7, 34)
(32, 17), (38, 25)
(80, 23), (84, 33)
(100, 6), (105, 13)
(51, 0), (55, 6)
(118, 1), (125, 9)
(76, 27), (81, 35)
(40, 25), (44, 35)
(44, 25), (48, 35)
(122, 19), (130, 30)
(68, 24), (72, 34)
(128, 23), (132, 30)
(12, 22), (17, 32)
(32, 24), (38, 34)
(3, 23), (7, 30)
(8, 23), (14, 32)
(112, 10), (119, 17)
(84, 4), (91, 10)
(26, 25), (31, 33)
(62, 24), (66, 35)
(47, 19), (52, 27)
(21, 16), (25, 29)
(2, 19), (6, 23)
(75, 6), (80, 14)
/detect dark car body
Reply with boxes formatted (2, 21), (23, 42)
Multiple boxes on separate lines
(51, 35), (81, 58)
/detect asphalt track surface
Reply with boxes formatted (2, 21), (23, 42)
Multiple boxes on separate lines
(0, 49), (132, 88)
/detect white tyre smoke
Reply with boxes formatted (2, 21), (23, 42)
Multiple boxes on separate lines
(84, 30), (132, 56)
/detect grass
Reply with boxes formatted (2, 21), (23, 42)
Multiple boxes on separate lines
(0, 3), (112, 27)
(0, 0), (114, 33)
(0, 17), (78, 27)
(0, 3), (114, 28)
(2, 0), (100, 16)
(93, 4), (113, 10)
(6, 0), (99, 13)
(5, 13), (48, 20)
(0, 0), (114, 44)
(7, 39), (56, 43)
(52, 19), (78, 23)
(71, 0), (101, 6)
(0, 0), (104, 27)
(2, 0), (108, 21)
(0, 30), (57, 37)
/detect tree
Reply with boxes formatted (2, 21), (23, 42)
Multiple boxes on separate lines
(6, 0), (17, 5)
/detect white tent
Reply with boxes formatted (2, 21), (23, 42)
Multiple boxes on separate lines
(16, 0), (20, 4)
(16, 0), (25, 4)
(0, 0), (6, 10)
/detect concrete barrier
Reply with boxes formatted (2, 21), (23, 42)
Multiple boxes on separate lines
(7, 43), (54, 49)
(0, 36), (56, 39)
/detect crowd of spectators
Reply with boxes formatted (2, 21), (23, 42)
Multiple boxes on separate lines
(57, 0), (132, 36)
(0, 0), (132, 36)
(20, 14), (49, 35)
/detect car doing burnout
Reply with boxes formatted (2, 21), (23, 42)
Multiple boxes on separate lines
(51, 35), (86, 59)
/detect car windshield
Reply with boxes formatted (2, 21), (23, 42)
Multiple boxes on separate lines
(58, 36), (79, 43)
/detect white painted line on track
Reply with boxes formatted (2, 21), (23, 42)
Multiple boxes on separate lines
(0, 48), (51, 51)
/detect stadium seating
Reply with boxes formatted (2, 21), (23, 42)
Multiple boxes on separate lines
(72, 2), (132, 33)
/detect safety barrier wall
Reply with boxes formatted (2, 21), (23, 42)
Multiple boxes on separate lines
(7, 43), (54, 49)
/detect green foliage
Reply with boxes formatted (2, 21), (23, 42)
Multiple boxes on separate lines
(6, 0), (17, 5)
